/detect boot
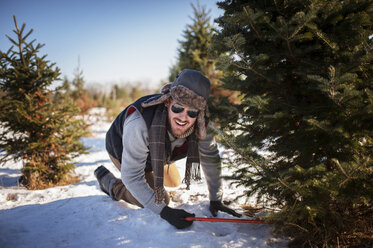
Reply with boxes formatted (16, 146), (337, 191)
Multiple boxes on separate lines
(94, 165), (118, 200)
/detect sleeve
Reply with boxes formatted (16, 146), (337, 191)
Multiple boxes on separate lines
(121, 110), (166, 214)
(198, 122), (223, 201)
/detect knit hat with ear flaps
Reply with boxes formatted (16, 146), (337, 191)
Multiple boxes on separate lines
(142, 69), (211, 140)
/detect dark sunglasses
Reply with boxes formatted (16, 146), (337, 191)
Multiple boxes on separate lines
(171, 103), (199, 118)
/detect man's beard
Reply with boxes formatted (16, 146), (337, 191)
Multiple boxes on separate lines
(170, 124), (195, 139)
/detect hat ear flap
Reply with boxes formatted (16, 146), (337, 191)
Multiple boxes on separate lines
(160, 83), (171, 94)
(196, 111), (207, 140)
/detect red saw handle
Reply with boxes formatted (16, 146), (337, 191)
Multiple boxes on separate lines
(185, 217), (273, 224)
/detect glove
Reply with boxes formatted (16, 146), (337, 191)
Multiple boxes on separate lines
(209, 201), (242, 218)
(160, 206), (195, 229)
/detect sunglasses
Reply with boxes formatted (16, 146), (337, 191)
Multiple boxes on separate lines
(171, 103), (199, 118)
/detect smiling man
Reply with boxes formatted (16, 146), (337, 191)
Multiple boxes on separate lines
(95, 69), (241, 229)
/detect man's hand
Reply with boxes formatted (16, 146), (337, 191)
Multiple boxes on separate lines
(209, 201), (242, 218)
(160, 206), (195, 229)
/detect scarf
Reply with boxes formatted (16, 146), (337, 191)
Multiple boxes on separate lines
(149, 104), (200, 204)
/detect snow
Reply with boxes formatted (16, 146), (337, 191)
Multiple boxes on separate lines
(0, 108), (287, 248)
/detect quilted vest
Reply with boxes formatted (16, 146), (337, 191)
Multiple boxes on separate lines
(105, 94), (189, 172)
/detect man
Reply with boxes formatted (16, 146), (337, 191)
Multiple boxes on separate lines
(95, 69), (241, 229)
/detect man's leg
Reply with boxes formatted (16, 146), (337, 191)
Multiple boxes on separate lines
(100, 154), (147, 207)
(109, 154), (181, 188)
(163, 163), (181, 187)
(110, 171), (171, 206)
(111, 177), (144, 207)
(95, 154), (170, 206)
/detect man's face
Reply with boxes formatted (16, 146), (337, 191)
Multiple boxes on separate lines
(165, 99), (198, 138)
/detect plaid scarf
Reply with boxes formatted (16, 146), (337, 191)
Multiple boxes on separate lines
(149, 104), (200, 204)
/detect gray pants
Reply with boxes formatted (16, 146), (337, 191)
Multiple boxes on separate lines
(108, 154), (170, 207)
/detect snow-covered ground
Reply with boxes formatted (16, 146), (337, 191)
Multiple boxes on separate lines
(0, 108), (287, 248)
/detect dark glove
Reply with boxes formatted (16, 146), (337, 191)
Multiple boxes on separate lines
(160, 206), (195, 229)
(209, 201), (242, 218)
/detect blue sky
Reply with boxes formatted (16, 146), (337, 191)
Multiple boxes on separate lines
(0, 0), (223, 89)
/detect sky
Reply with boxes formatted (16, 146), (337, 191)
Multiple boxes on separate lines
(0, 0), (223, 89)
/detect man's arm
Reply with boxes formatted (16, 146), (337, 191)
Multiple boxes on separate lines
(121, 110), (166, 214)
(198, 122), (223, 202)
(199, 122), (242, 218)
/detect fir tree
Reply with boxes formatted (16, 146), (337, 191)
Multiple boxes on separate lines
(175, 1), (214, 75)
(213, 0), (373, 246)
(0, 16), (88, 189)
(53, 76), (73, 106)
(70, 61), (96, 115)
(169, 1), (239, 122)
(72, 59), (85, 100)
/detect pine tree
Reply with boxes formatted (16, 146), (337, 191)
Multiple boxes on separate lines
(53, 76), (73, 106)
(168, 1), (214, 80)
(169, 1), (239, 122)
(0, 16), (88, 189)
(213, 0), (373, 246)
(70, 61), (96, 115)
(72, 60), (84, 100)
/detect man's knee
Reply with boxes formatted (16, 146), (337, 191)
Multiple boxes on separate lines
(112, 179), (144, 208)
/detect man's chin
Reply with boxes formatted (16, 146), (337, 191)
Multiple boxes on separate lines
(171, 130), (184, 137)
(171, 127), (187, 137)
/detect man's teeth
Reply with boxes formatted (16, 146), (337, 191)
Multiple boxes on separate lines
(175, 120), (186, 126)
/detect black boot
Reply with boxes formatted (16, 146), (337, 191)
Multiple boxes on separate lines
(94, 165), (118, 200)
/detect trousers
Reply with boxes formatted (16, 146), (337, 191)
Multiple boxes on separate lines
(108, 154), (181, 208)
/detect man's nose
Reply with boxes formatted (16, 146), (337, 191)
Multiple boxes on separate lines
(178, 110), (187, 119)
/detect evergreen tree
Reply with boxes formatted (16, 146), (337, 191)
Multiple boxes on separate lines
(0, 16), (88, 189)
(213, 0), (373, 246)
(70, 62), (96, 115)
(168, 63), (181, 84)
(129, 86), (144, 101)
(111, 84), (130, 101)
(53, 76), (73, 105)
(176, 1), (214, 75)
(61, 76), (72, 95)
(169, 1), (239, 122)
(72, 59), (84, 100)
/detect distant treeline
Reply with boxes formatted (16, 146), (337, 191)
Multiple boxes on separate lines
(57, 72), (156, 119)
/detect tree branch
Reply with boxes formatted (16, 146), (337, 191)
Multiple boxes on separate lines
(243, 7), (263, 41)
